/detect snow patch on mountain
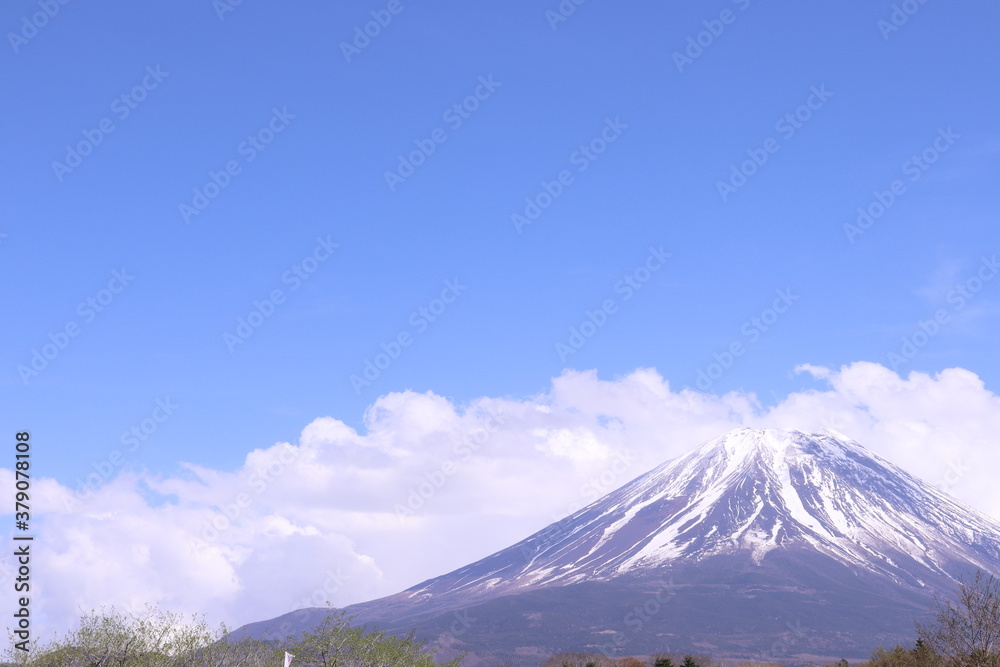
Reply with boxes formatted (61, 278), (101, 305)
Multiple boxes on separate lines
(408, 428), (1000, 598)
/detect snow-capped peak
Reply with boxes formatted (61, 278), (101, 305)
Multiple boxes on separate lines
(406, 428), (1000, 599)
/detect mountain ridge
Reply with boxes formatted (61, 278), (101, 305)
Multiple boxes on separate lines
(388, 428), (1000, 601)
(235, 428), (1000, 664)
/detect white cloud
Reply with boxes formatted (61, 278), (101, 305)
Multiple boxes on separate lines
(4, 361), (1000, 642)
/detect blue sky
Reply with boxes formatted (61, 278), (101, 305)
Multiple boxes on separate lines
(2, 0), (1000, 637)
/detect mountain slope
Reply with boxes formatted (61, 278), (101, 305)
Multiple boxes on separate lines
(236, 428), (1000, 664)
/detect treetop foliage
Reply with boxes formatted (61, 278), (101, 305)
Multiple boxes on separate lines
(4, 606), (457, 667)
(870, 570), (1000, 667)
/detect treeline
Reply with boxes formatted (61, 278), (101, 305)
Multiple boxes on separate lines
(866, 570), (1000, 667)
(3, 607), (460, 667)
(9, 571), (1000, 667)
(531, 653), (714, 667)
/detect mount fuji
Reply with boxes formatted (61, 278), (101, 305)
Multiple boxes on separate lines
(236, 428), (1000, 664)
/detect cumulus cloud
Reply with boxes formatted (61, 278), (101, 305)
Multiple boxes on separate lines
(4, 361), (1000, 641)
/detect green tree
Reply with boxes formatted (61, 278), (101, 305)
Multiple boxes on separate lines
(871, 645), (915, 667)
(199, 633), (282, 667)
(3, 605), (259, 667)
(288, 611), (363, 667)
(870, 641), (942, 667)
(917, 571), (1000, 667)
(652, 658), (674, 667)
(5, 604), (459, 667)
(680, 656), (699, 667)
(540, 653), (614, 667)
(286, 610), (461, 667)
